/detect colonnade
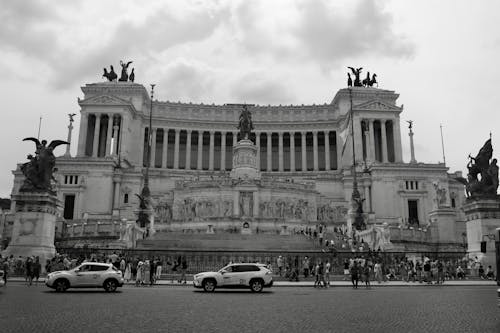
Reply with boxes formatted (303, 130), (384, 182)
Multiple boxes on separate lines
(77, 113), (123, 158)
(143, 129), (340, 172)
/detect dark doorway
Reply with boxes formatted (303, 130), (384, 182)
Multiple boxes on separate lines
(408, 199), (419, 225)
(64, 195), (75, 220)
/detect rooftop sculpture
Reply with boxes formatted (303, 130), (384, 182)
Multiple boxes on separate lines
(102, 60), (134, 82)
(20, 138), (69, 193)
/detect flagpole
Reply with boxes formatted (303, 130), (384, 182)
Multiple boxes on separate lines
(440, 124), (446, 165)
(37, 116), (42, 140)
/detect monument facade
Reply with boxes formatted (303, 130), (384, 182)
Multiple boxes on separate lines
(3, 74), (469, 252)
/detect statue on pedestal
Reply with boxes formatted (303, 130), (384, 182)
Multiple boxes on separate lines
(119, 60), (133, 82)
(237, 105), (254, 140)
(20, 138), (69, 193)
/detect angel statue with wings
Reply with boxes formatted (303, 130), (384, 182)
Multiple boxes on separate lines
(20, 137), (69, 192)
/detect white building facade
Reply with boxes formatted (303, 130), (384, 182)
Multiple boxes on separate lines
(7, 82), (467, 251)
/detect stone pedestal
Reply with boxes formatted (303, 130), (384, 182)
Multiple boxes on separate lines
(428, 207), (459, 248)
(3, 192), (62, 271)
(230, 139), (260, 180)
(463, 198), (500, 272)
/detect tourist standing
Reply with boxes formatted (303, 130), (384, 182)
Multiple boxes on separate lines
(303, 256), (310, 278)
(343, 259), (350, 281)
(155, 258), (163, 281)
(325, 260), (331, 287)
(119, 257), (126, 275)
(180, 257), (188, 284)
(143, 260), (151, 285)
(2, 258), (9, 285)
(124, 262), (131, 282)
(363, 263), (371, 288)
(374, 261), (382, 283)
(135, 260), (144, 286)
(25, 257), (33, 286)
(32, 257), (41, 285)
(313, 262), (320, 287)
(277, 256), (284, 277)
(437, 260), (444, 284)
(350, 261), (359, 289)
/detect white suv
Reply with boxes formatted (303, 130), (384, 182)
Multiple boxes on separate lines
(193, 263), (273, 292)
(45, 262), (124, 292)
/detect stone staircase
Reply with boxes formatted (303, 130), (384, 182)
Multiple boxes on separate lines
(136, 232), (321, 251)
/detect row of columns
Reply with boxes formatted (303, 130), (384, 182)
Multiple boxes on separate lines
(77, 113), (123, 158)
(146, 129), (339, 172)
(359, 118), (402, 163)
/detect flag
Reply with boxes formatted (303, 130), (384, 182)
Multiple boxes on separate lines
(339, 110), (352, 157)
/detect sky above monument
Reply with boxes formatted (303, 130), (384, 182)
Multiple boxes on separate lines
(1, 0), (500, 197)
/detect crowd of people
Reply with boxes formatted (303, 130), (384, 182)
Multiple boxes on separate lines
(1, 251), (495, 287)
(0, 252), (189, 286)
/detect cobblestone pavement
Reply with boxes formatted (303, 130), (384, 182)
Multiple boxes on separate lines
(0, 284), (498, 333)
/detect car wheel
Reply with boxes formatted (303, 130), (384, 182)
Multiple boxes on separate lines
(54, 279), (69, 292)
(202, 279), (216, 292)
(250, 279), (263, 292)
(104, 279), (118, 292)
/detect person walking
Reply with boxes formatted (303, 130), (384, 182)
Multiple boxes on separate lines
(25, 257), (33, 286)
(350, 261), (359, 289)
(343, 259), (350, 281)
(124, 262), (132, 282)
(313, 262), (320, 288)
(374, 261), (382, 283)
(135, 260), (144, 286)
(363, 263), (371, 288)
(277, 256), (284, 277)
(180, 257), (188, 284)
(32, 256), (41, 285)
(2, 258), (9, 285)
(143, 260), (151, 285)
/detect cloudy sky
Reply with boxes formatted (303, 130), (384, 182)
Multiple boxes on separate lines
(1, 0), (500, 197)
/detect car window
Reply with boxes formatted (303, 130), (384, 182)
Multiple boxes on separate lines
(79, 265), (92, 272)
(231, 265), (242, 273)
(91, 265), (109, 271)
(239, 265), (260, 272)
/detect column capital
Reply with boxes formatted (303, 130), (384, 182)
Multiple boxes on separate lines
(187, 129), (192, 134)
(175, 128), (180, 134)
(380, 119), (387, 124)
(278, 132), (283, 137)
(312, 130), (318, 135)
(301, 131), (307, 136)
(209, 130), (215, 135)
(221, 131), (227, 137)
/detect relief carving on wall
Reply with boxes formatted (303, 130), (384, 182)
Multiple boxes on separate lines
(174, 198), (233, 221)
(317, 203), (348, 223)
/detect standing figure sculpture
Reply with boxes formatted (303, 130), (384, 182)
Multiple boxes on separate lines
(347, 73), (352, 87)
(119, 61), (133, 82)
(362, 72), (371, 87)
(20, 138), (69, 192)
(237, 104), (254, 140)
(348, 67), (363, 87)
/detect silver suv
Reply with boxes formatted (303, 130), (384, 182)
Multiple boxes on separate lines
(45, 262), (124, 292)
(193, 263), (273, 292)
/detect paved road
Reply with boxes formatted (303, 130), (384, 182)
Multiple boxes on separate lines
(0, 284), (498, 333)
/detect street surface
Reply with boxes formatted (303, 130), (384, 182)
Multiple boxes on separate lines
(0, 283), (498, 333)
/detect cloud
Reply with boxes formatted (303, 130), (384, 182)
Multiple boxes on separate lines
(230, 71), (295, 105)
(156, 59), (216, 102)
(0, 1), (60, 59)
(295, 0), (415, 64)
(229, 0), (415, 68)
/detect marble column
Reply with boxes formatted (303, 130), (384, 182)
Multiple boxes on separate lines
(393, 118), (403, 162)
(267, 132), (272, 171)
(232, 132), (238, 169)
(92, 114), (101, 157)
(105, 114), (113, 156)
(150, 128), (157, 167)
(112, 124), (119, 156)
(290, 132), (295, 172)
(162, 128), (168, 168)
(336, 130), (342, 169)
(255, 132), (260, 171)
(221, 132), (226, 171)
(301, 132), (307, 171)
(113, 180), (120, 210)
(233, 191), (239, 217)
(77, 113), (88, 157)
(354, 116), (363, 165)
(324, 130), (330, 171)
(185, 130), (192, 170)
(369, 119), (376, 162)
(197, 130), (203, 170)
(364, 183), (371, 212)
(278, 132), (284, 172)
(313, 131), (318, 171)
(209, 131), (215, 171)
(381, 120), (388, 163)
(173, 129), (180, 169)
(120, 114), (129, 160)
